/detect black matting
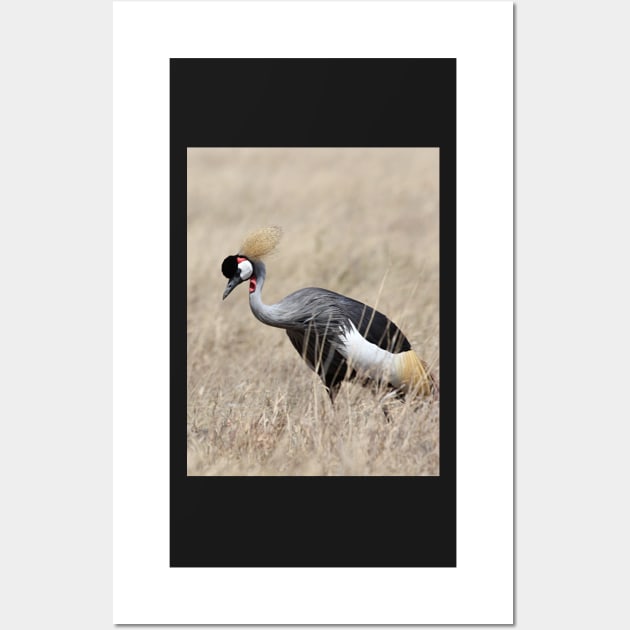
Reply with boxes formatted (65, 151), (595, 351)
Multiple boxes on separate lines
(171, 59), (456, 567)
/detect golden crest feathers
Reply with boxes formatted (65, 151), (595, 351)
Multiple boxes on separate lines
(239, 226), (283, 260)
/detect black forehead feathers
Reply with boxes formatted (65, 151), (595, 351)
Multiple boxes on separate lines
(221, 255), (239, 278)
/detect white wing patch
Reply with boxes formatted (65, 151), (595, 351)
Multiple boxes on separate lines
(338, 321), (401, 386)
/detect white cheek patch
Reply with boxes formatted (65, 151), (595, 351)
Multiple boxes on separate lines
(238, 259), (253, 280)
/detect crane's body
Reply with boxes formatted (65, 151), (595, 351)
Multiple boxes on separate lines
(221, 226), (438, 404)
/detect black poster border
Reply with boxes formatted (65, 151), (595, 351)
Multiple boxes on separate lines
(171, 59), (456, 567)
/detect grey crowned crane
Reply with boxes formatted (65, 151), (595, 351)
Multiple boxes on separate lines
(221, 226), (439, 406)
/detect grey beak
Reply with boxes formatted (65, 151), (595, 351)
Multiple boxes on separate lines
(222, 275), (242, 300)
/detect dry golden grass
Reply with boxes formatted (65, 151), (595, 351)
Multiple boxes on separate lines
(187, 148), (439, 475)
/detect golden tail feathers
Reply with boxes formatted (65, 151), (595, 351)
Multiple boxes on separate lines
(396, 350), (439, 400)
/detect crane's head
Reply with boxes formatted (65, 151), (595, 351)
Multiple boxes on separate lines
(220, 226), (282, 300)
(221, 255), (253, 300)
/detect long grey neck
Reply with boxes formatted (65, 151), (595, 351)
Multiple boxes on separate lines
(248, 260), (291, 328)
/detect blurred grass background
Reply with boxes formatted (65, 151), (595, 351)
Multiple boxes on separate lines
(187, 148), (439, 475)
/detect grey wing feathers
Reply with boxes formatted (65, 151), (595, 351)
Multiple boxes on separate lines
(280, 287), (410, 397)
(279, 288), (356, 397)
(337, 294), (411, 354)
(279, 287), (410, 354)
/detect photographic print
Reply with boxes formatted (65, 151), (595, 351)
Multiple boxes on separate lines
(170, 59), (456, 568)
(115, 2), (512, 621)
(187, 147), (440, 476)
